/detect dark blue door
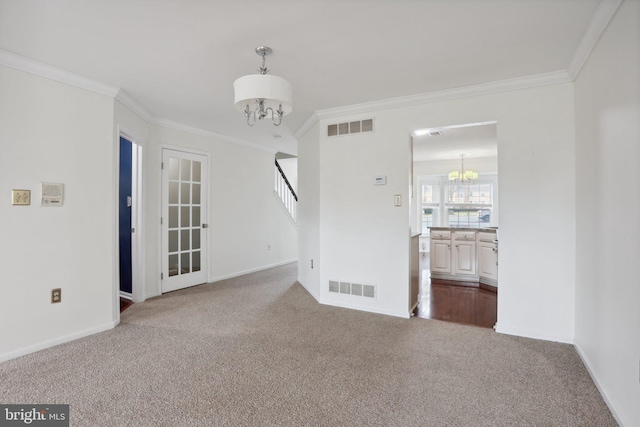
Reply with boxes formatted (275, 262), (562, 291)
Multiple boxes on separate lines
(119, 137), (133, 294)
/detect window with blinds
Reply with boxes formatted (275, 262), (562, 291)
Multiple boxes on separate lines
(421, 181), (493, 231)
(445, 183), (493, 228)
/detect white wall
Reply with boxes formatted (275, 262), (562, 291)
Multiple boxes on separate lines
(116, 96), (300, 303)
(0, 59), (298, 361)
(297, 122), (320, 300)
(574, 1), (640, 425)
(299, 83), (576, 339)
(318, 114), (412, 318)
(0, 66), (117, 360)
(147, 125), (298, 298)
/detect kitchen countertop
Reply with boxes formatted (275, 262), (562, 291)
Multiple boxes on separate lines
(428, 227), (498, 232)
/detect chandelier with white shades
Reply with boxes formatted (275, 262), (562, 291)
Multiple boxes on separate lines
(233, 46), (292, 127)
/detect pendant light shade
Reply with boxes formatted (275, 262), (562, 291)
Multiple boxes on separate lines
(233, 46), (292, 126)
(233, 74), (292, 115)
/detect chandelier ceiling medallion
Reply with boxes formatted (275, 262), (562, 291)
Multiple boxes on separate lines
(233, 46), (292, 127)
(448, 154), (478, 183)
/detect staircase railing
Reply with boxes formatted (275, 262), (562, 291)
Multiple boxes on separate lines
(275, 159), (297, 224)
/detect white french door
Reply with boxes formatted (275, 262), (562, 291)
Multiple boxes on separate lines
(161, 149), (208, 293)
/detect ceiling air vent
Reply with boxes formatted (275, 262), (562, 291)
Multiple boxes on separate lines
(328, 119), (374, 137)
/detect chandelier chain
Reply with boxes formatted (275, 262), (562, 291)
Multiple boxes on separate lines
(258, 49), (269, 75)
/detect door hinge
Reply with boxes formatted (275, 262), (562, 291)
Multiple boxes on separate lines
(161, 272), (164, 280)
(161, 162), (164, 170)
(160, 217), (163, 225)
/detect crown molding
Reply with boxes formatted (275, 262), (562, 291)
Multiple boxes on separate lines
(294, 0), (620, 135)
(0, 49), (276, 154)
(0, 49), (120, 97)
(304, 70), (572, 124)
(115, 89), (153, 123)
(150, 117), (277, 154)
(4, 0), (620, 152)
(567, 0), (622, 79)
(293, 112), (320, 141)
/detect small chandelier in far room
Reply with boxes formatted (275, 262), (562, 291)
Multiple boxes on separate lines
(233, 46), (292, 127)
(448, 154), (478, 183)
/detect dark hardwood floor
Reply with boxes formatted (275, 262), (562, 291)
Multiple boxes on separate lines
(120, 297), (133, 313)
(416, 253), (497, 328)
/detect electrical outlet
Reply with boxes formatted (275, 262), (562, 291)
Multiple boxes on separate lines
(51, 288), (61, 304)
(12, 189), (31, 205)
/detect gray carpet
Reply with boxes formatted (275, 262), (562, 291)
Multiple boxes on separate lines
(0, 263), (617, 426)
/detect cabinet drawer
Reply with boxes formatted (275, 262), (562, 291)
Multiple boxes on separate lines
(430, 230), (451, 240)
(453, 231), (476, 241)
(478, 232), (498, 243)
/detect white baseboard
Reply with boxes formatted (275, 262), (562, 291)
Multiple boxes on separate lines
(495, 323), (574, 344)
(0, 320), (118, 363)
(318, 297), (410, 319)
(297, 277), (321, 302)
(574, 342), (628, 427)
(208, 259), (298, 284)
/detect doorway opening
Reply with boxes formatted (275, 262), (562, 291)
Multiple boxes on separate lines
(411, 122), (498, 328)
(118, 135), (141, 309)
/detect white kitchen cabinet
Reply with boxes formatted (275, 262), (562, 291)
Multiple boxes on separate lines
(429, 228), (498, 284)
(453, 231), (476, 276)
(430, 239), (451, 274)
(477, 232), (498, 286)
(430, 229), (478, 281)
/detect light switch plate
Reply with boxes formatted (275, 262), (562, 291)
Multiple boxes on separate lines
(12, 189), (31, 205)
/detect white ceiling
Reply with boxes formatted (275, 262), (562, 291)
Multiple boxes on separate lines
(0, 0), (602, 154)
(413, 123), (497, 163)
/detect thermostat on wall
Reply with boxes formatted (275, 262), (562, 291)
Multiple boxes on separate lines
(42, 182), (64, 206)
(374, 176), (387, 185)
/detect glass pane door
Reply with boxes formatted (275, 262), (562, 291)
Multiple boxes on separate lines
(162, 149), (207, 293)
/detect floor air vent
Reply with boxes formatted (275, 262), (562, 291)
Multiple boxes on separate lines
(328, 118), (374, 137)
(329, 280), (376, 299)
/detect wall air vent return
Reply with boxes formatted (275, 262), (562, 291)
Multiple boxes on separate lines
(362, 284), (375, 298)
(329, 281), (340, 293)
(351, 283), (363, 296)
(328, 280), (376, 299)
(340, 282), (350, 294)
(328, 118), (374, 137)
